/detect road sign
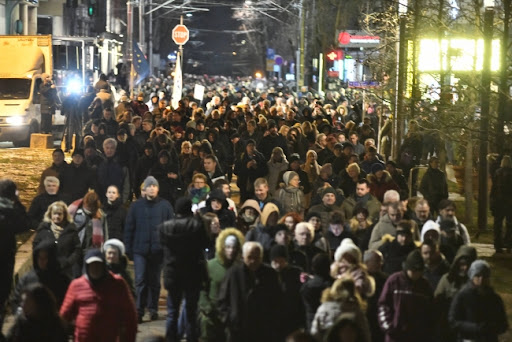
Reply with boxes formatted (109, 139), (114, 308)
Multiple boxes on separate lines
(172, 24), (189, 45)
(274, 55), (283, 66)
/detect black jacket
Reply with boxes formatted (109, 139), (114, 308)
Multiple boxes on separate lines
(218, 263), (282, 342)
(379, 240), (417, 275)
(104, 199), (127, 241)
(301, 275), (333, 331)
(159, 214), (209, 289)
(59, 162), (96, 204)
(28, 192), (64, 229)
(32, 221), (82, 279)
(258, 134), (289, 161)
(449, 283), (508, 342)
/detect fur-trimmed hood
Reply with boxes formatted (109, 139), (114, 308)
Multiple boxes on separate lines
(367, 170), (393, 184)
(215, 228), (245, 264)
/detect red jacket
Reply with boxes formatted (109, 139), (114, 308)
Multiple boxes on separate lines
(60, 272), (137, 342)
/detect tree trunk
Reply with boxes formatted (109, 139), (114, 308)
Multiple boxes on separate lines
(464, 136), (473, 226)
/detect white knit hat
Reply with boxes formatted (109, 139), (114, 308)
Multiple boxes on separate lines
(334, 238), (361, 263)
(103, 238), (126, 256)
(420, 220), (440, 242)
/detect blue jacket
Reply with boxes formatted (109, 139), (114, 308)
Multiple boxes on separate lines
(124, 196), (174, 257)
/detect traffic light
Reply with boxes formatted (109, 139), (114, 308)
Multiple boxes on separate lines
(87, 0), (98, 17)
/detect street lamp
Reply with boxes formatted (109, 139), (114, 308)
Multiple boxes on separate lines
(393, 0), (407, 160)
(478, 0), (494, 232)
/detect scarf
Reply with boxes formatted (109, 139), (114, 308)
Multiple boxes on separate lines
(50, 222), (64, 239)
(68, 198), (104, 248)
(355, 193), (370, 206)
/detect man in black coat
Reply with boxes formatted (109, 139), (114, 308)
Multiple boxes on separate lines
(234, 140), (268, 202)
(28, 176), (64, 229)
(59, 149), (96, 204)
(257, 119), (289, 160)
(39, 73), (59, 134)
(490, 155), (512, 252)
(159, 198), (209, 342)
(218, 241), (282, 342)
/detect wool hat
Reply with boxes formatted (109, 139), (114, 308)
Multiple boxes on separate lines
(305, 211), (322, 221)
(371, 163), (385, 174)
(321, 187), (337, 198)
(270, 244), (289, 261)
(334, 238), (362, 263)
(175, 197), (193, 216)
(143, 176), (159, 189)
(103, 238), (126, 256)
(403, 249), (424, 271)
(468, 259), (491, 279)
(72, 148), (85, 158)
(283, 171), (299, 186)
(420, 220), (441, 242)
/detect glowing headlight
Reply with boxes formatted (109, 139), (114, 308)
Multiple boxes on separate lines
(5, 116), (24, 126)
(67, 80), (82, 94)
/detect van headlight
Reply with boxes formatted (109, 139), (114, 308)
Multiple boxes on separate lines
(5, 117), (24, 126)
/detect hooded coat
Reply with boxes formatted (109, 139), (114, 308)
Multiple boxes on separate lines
(199, 189), (236, 229)
(199, 228), (245, 342)
(368, 171), (401, 203)
(11, 240), (70, 311)
(245, 203), (279, 259)
(236, 199), (262, 235)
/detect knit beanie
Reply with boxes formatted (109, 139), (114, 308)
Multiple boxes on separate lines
(103, 238), (126, 256)
(283, 171), (299, 186)
(334, 238), (362, 263)
(468, 260), (491, 279)
(321, 187), (337, 198)
(403, 249), (424, 271)
(371, 163), (385, 174)
(270, 244), (289, 261)
(143, 176), (159, 189)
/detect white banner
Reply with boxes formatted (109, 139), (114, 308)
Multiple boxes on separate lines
(171, 51), (182, 110)
(193, 84), (205, 102)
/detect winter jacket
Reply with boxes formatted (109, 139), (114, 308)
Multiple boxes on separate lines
(199, 191), (236, 229)
(199, 228), (245, 342)
(38, 162), (69, 195)
(103, 199), (127, 241)
(149, 161), (183, 204)
(133, 153), (157, 198)
(340, 194), (381, 223)
(96, 157), (130, 203)
(266, 160), (289, 195)
(368, 171), (401, 203)
(60, 272), (137, 342)
(234, 150), (268, 197)
(276, 184), (305, 214)
(11, 240), (70, 311)
(308, 203), (344, 231)
(60, 162), (96, 204)
(369, 214), (399, 250)
(449, 283), (508, 342)
(378, 239), (417, 275)
(159, 213), (209, 289)
(301, 276), (333, 331)
(106, 255), (135, 298)
(419, 167), (449, 211)
(6, 314), (67, 342)
(378, 271), (434, 342)
(124, 196), (174, 258)
(32, 221), (82, 279)
(217, 263), (282, 342)
(258, 133), (289, 160)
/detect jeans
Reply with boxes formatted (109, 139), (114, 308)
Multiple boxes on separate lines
(133, 252), (163, 316)
(165, 282), (200, 342)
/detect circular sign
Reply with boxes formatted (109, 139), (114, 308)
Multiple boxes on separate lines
(338, 32), (351, 45)
(172, 24), (189, 45)
(274, 55), (283, 66)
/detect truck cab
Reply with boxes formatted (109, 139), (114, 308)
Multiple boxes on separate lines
(0, 35), (55, 146)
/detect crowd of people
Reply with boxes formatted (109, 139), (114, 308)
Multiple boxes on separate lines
(0, 75), (509, 342)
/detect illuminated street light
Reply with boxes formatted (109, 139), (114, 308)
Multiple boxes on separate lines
(255, 71), (262, 78)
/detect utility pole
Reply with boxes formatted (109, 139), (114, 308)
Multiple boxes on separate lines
(478, 0), (495, 232)
(297, 0), (305, 88)
(127, 1), (134, 96)
(139, 0), (145, 54)
(148, 0), (153, 75)
(393, 1), (407, 160)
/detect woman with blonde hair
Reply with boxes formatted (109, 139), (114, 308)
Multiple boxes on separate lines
(32, 201), (81, 279)
(279, 125), (290, 137)
(311, 276), (371, 342)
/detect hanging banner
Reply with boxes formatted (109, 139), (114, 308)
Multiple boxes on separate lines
(171, 51), (182, 109)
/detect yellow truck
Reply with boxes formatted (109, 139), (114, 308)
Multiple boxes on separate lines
(0, 35), (64, 146)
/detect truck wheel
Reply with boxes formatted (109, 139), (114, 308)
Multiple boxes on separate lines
(13, 122), (39, 147)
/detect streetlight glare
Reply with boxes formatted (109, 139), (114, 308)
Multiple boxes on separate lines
(398, 0), (408, 14)
(255, 72), (262, 78)
(484, 0), (495, 8)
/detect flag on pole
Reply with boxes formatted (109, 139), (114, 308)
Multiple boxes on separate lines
(132, 41), (149, 85)
(171, 51), (182, 109)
